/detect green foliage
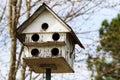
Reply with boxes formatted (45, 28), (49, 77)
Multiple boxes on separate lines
(87, 14), (120, 80)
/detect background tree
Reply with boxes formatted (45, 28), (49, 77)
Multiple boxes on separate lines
(8, 0), (21, 80)
(87, 14), (120, 80)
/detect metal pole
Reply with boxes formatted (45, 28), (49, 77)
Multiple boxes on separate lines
(46, 68), (51, 80)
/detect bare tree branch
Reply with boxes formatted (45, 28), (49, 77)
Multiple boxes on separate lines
(0, 5), (6, 22)
(15, 45), (24, 76)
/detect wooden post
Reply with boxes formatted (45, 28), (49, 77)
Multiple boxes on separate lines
(46, 68), (51, 80)
(39, 64), (56, 80)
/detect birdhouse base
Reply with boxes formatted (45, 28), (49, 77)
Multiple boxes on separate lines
(23, 57), (74, 73)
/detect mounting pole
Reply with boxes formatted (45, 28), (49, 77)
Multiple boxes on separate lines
(46, 68), (51, 80)
(40, 64), (56, 80)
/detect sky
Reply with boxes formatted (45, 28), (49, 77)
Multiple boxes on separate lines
(0, 0), (120, 80)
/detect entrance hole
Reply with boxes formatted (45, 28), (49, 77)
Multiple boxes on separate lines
(31, 34), (39, 42)
(41, 23), (49, 30)
(52, 33), (60, 41)
(51, 48), (59, 56)
(31, 48), (39, 56)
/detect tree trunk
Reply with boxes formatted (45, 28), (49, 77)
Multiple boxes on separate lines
(8, 36), (16, 80)
(20, 55), (27, 80)
(20, 0), (31, 80)
(8, 0), (17, 80)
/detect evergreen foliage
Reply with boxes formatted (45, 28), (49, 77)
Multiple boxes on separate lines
(87, 14), (120, 80)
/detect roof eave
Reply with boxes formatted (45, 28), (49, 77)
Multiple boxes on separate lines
(17, 4), (46, 34)
(70, 31), (85, 49)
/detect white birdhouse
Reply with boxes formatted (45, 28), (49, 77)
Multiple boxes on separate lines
(16, 3), (84, 73)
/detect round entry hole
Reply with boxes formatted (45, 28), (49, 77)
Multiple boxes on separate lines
(52, 33), (60, 41)
(51, 48), (59, 56)
(31, 34), (39, 42)
(41, 23), (49, 30)
(31, 48), (39, 56)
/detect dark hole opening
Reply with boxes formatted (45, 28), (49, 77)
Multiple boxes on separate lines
(31, 34), (39, 42)
(31, 48), (39, 56)
(41, 23), (49, 30)
(52, 33), (60, 41)
(51, 48), (59, 56)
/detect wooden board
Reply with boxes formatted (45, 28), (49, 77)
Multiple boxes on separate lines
(23, 41), (65, 47)
(23, 57), (74, 73)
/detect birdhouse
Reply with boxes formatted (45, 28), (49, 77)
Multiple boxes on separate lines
(16, 3), (84, 73)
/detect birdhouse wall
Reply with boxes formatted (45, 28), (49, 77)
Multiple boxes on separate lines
(66, 34), (75, 53)
(64, 33), (75, 67)
(24, 33), (75, 68)
(22, 9), (70, 34)
(24, 46), (66, 58)
(25, 33), (66, 43)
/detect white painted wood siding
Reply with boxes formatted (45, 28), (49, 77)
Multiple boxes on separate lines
(64, 34), (75, 68)
(24, 46), (66, 58)
(25, 33), (66, 43)
(24, 33), (75, 68)
(22, 10), (70, 33)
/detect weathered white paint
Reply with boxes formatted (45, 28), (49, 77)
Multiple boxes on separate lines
(25, 45), (74, 68)
(64, 34), (75, 68)
(22, 10), (70, 33)
(25, 33), (66, 43)
(24, 33), (75, 68)
(24, 46), (65, 57)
